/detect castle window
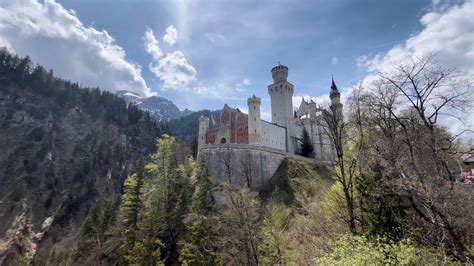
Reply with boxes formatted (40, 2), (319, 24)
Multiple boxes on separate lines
(254, 117), (256, 121)
(255, 129), (257, 133)
(253, 106), (256, 110)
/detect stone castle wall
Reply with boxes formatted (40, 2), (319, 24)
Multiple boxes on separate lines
(198, 144), (318, 190)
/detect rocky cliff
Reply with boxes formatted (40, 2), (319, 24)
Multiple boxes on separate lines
(0, 50), (162, 264)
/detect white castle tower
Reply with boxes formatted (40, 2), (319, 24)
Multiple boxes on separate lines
(268, 64), (295, 152)
(247, 95), (262, 145)
(198, 116), (209, 148)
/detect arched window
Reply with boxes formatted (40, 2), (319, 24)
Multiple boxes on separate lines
(220, 138), (227, 144)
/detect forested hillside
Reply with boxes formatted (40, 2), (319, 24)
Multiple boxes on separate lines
(0, 49), (165, 264)
(1, 50), (472, 265)
(169, 109), (220, 145)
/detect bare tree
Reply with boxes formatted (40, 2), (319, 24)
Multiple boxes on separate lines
(319, 96), (363, 233)
(378, 53), (471, 176)
(359, 53), (473, 260)
(240, 154), (253, 188)
(221, 147), (233, 184)
(217, 185), (261, 265)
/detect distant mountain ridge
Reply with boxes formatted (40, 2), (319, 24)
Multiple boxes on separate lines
(169, 109), (221, 144)
(116, 90), (193, 122)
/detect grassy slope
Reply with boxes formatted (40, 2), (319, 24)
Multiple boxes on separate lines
(260, 158), (333, 207)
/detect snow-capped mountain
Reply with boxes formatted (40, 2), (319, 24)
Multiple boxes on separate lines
(116, 90), (193, 122)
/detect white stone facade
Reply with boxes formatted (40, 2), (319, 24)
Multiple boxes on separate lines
(198, 64), (342, 162)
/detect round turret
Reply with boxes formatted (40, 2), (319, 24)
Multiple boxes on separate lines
(247, 95), (262, 145)
(271, 64), (288, 82)
(198, 116), (210, 148)
(247, 94), (261, 105)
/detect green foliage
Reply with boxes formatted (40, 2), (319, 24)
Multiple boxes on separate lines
(0, 48), (162, 153)
(120, 160), (145, 259)
(180, 166), (218, 265)
(356, 163), (405, 239)
(78, 198), (120, 257)
(168, 110), (220, 145)
(120, 135), (192, 264)
(259, 202), (293, 265)
(191, 135), (198, 159)
(299, 127), (314, 158)
(317, 234), (442, 265)
(216, 187), (262, 266)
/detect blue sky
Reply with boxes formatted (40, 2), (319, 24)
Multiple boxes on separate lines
(0, 0), (473, 129)
(55, 0), (431, 110)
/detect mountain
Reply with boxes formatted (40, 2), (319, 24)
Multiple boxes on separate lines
(116, 90), (193, 122)
(0, 50), (163, 264)
(169, 109), (220, 144)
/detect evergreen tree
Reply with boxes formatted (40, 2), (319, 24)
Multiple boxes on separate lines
(299, 127), (314, 158)
(191, 135), (198, 159)
(180, 166), (218, 265)
(126, 135), (191, 264)
(120, 159), (145, 260)
(78, 199), (119, 262)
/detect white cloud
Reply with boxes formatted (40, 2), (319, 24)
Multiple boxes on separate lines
(235, 78), (251, 92)
(143, 27), (163, 61)
(0, 0), (154, 96)
(189, 84), (247, 101)
(331, 56), (338, 65)
(149, 51), (197, 90)
(163, 25), (178, 46)
(205, 32), (225, 43)
(193, 85), (218, 97)
(144, 26), (196, 91)
(355, 0), (474, 135)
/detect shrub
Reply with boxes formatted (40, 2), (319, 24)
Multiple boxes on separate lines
(317, 234), (447, 265)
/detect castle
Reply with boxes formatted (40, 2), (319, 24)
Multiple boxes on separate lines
(198, 64), (342, 162)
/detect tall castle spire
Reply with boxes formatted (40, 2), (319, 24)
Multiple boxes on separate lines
(329, 77), (343, 118)
(330, 76), (340, 97)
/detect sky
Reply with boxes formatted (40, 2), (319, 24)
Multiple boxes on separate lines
(0, 0), (473, 133)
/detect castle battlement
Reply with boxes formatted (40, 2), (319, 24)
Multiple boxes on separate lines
(198, 64), (342, 162)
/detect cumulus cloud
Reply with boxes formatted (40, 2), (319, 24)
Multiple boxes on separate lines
(149, 51), (197, 89)
(0, 0), (154, 96)
(331, 56), (338, 65)
(163, 25), (178, 46)
(242, 78), (251, 85)
(144, 27), (196, 90)
(355, 0), (474, 135)
(143, 27), (163, 61)
(360, 0), (474, 76)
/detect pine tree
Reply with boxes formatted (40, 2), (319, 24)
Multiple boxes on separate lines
(191, 135), (198, 159)
(120, 159), (145, 259)
(300, 127), (314, 158)
(180, 166), (217, 265)
(128, 135), (191, 264)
